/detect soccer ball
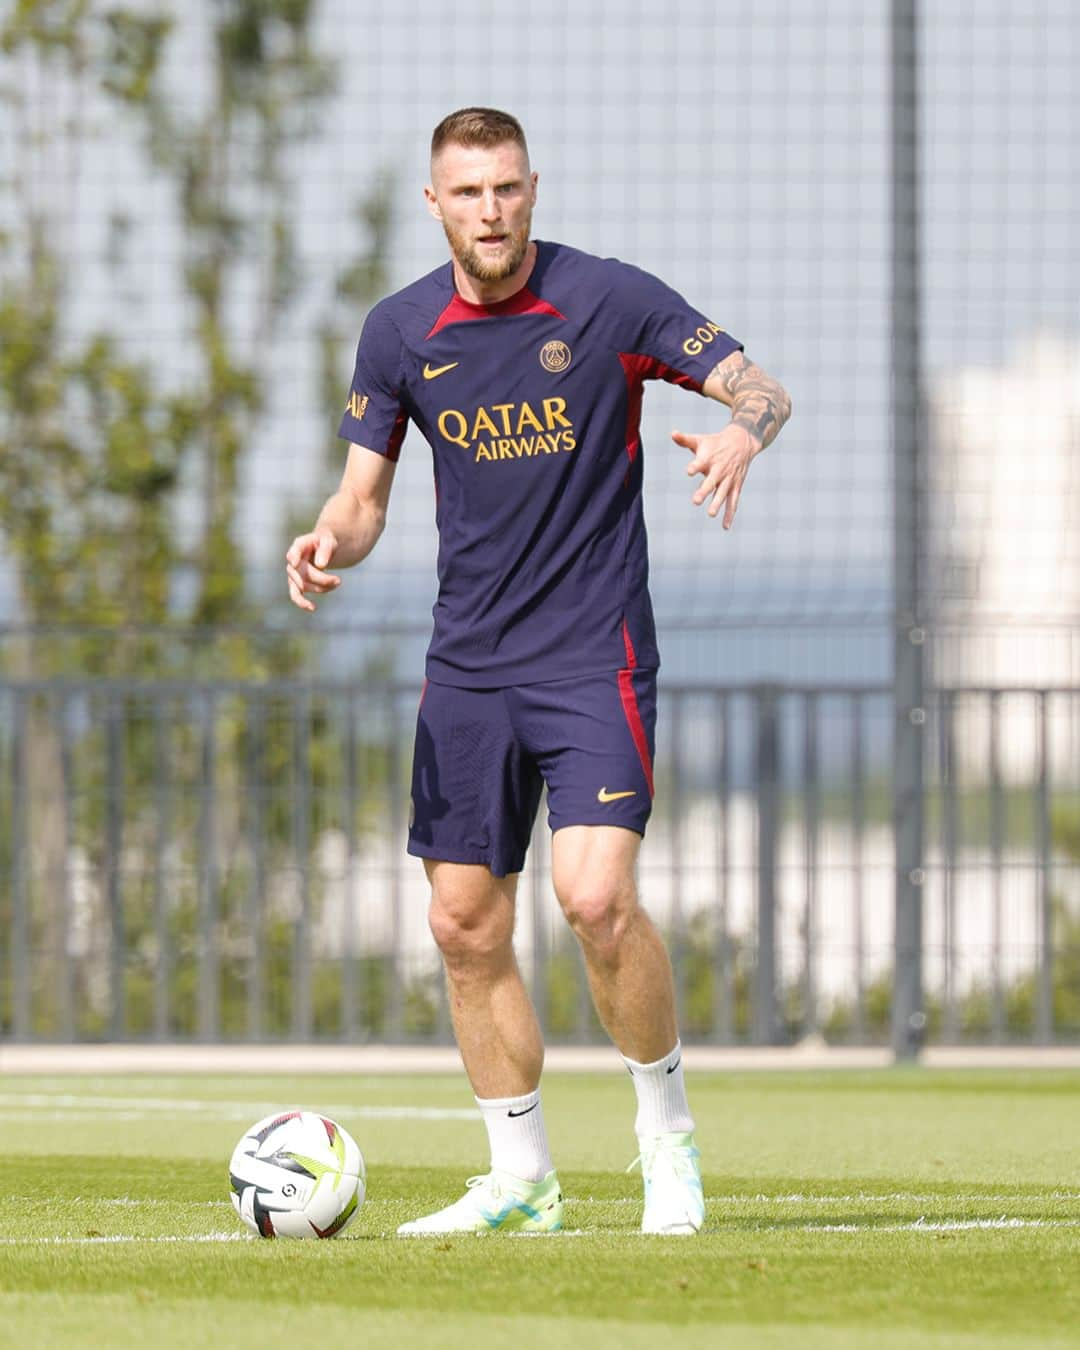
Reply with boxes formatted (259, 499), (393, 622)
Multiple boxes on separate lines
(229, 1110), (365, 1239)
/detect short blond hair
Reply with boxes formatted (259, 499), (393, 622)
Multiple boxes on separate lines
(430, 107), (528, 162)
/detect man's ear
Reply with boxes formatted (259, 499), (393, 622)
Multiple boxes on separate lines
(424, 184), (442, 221)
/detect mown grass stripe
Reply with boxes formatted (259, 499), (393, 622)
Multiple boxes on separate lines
(5, 1192), (1078, 1207)
(4, 1216), (1079, 1246)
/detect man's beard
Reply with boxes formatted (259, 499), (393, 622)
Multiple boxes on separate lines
(443, 214), (531, 282)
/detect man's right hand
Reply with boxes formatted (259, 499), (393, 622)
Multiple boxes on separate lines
(285, 529), (342, 612)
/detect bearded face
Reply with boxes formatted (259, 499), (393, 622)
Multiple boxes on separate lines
(426, 140), (538, 292)
(439, 208), (532, 283)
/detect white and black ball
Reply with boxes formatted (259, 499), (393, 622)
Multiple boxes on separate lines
(229, 1110), (365, 1239)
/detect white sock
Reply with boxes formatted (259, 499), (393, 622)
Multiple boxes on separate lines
(475, 1089), (553, 1183)
(622, 1040), (695, 1139)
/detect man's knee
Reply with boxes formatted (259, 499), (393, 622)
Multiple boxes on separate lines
(556, 876), (637, 962)
(427, 869), (515, 966)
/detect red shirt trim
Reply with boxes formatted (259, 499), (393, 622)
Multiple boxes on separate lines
(426, 287), (566, 339)
(617, 353), (702, 464)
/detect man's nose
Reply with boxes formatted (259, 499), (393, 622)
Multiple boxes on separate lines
(480, 190), (501, 220)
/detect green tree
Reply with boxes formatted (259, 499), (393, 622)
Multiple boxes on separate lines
(0, 3), (395, 1042)
(0, 1), (336, 678)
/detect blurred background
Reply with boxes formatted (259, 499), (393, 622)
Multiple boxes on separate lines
(1, 0), (1077, 1051)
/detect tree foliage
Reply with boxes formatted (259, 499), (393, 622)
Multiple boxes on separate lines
(0, 1), (372, 677)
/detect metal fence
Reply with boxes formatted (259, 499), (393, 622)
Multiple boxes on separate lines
(2, 3), (1079, 1052)
(3, 677), (1077, 1046)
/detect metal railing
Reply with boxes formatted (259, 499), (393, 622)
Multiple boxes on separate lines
(1, 679), (1078, 1046)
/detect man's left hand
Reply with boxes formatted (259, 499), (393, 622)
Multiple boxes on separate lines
(672, 424), (760, 529)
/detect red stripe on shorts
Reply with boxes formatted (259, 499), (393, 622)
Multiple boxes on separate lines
(621, 618), (637, 670)
(618, 668), (654, 798)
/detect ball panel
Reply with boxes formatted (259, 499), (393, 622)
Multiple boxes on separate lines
(309, 1181), (362, 1238)
(303, 1166), (365, 1231)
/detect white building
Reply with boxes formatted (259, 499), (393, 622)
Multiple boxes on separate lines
(928, 332), (1080, 781)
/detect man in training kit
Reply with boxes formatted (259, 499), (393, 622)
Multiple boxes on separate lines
(286, 108), (791, 1236)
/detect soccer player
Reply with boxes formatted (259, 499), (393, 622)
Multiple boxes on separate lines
(286, 107), (791, 1236)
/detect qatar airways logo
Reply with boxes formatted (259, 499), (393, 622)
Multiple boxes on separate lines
(437, 397), (578, 464)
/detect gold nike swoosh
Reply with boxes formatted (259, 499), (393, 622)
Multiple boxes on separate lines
(597, 787), (637, 803)
(423, 361), (459, 380)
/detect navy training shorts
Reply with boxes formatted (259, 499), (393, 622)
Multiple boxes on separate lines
(407, 668), (657, 877)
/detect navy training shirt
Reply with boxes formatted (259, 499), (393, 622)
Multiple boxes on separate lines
(338, 240), (742, 688)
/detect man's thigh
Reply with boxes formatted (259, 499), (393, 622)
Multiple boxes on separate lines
(509, 669), (657, 837)
(422, 856), (520, 930)
(550, 823), (643, 906)
(407, 680), (543, 878)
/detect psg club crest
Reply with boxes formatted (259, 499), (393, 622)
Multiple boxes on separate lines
(539, 340), (572, 373)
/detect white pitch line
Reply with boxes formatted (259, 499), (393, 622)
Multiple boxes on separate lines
(565, 1193), (1080, 1207)
(4, 1193), (1074, 1215)
(702, 1198), (1080, 1209)
(0, 1094), (476, 1121)
(2, 1217), (1078, 1246)
(0, 1112), (220, 1123)
(0, 1233), (251, 1246)
(549, 1218), (1080, 1236)
(0, 1110), (478, 1123)
(4, 1204), (232, 1215)
(793, 1218), (1080, 1233)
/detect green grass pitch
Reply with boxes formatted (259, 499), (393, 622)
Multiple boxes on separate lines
(1, 1069), (1078, 1348)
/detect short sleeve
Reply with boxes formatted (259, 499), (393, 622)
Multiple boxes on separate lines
(608, 261), (743, 390)
(337, 302), (410, 459)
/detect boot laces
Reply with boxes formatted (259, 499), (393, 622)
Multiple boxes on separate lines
(464, 1174), (501, 1200)
(626, 1138), (699, 1181)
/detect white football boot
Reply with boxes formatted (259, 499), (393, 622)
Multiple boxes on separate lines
(631, 1131), (705, 1235)
(397, 1168), (563, 1235)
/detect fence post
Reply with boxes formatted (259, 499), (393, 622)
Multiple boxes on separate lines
(58, 691), (76, 1041)
(714, 691), (734, 1044)
(1035, 692), (1053, 1043)
(940, 689), (958, 1042)
(10, 690), (30, 1040)
(105, 689), (126, 1040)
(153, 695), (172, 1041)
(198, 688), (219, 1042)
(802, 693), (820, 1038)
(755, 685), (780, 1044)
(891, 0), (927, 1061)
(246, 691), (266, 1041)
(342, 687), (359, 1042)
(292, 689), (312, 1042)
(851, 692), (867, 1041)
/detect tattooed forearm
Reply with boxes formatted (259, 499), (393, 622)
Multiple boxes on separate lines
(704, 351), (792, 450)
